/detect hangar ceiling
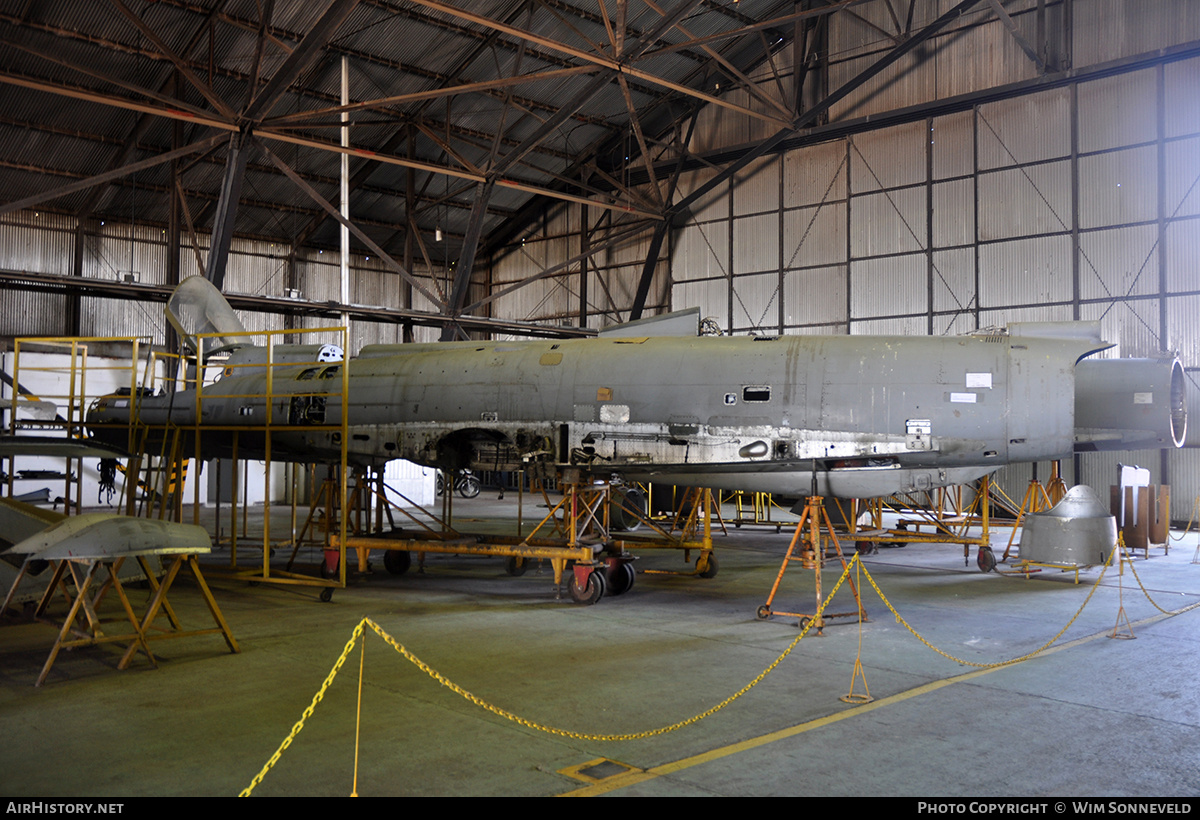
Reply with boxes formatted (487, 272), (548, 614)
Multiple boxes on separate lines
(0, 0), (1064, 332)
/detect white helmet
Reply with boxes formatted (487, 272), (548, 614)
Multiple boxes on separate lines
(317, 344), (344, 362)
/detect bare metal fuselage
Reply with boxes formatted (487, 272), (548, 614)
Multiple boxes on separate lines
(87, 322), (1184, 499)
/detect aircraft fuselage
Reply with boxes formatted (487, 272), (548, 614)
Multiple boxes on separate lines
(87, 323), (1163, 499)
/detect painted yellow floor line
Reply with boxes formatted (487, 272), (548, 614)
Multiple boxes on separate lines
(560, 602), (1196, 797)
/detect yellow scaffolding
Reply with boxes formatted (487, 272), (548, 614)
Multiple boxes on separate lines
(182, 326), (352, 600)
(5, 336), (149, 510)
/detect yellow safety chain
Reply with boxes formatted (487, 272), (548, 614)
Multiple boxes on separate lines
(1169, 495), (1200, 542)
(238, 561), (857, 795)
(364, 559), (857, 742)
(1118, 543), (1200, 616)
(241, 541), (1200, 796)
(858, 545), (1117, 669)
(239, 620), (366, 797)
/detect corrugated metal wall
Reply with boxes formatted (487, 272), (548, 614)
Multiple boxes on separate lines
(0, 219), (428, 354)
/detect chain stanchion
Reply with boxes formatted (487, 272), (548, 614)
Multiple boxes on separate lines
(1109, 535), (1135, 640)
(352, 626), (366, 796)
(840, 557), (873, 704)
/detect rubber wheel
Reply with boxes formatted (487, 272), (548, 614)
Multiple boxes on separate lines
(505, 555), (527, 577)
(458, 476), (481, 498)
(567, 569), (606, 604)
(698, 552), (718, 578)
(977, 545), (996, 573)
(756, 605), (771, 620)
(320, 587), (333, 603)
(606, 562), (636, 596)
(384, 549), (412, 576)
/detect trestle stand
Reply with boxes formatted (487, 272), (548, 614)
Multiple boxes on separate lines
(5, 553), (238, 686)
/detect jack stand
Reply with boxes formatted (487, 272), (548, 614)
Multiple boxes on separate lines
(1000, 462), (1055, 562)
(756, 494), (866, 634)
(286, 475), (340, 574)
(672, 487), (728, 539)
(629, 487), (719, 579)
(1046, 460), (1067, 505)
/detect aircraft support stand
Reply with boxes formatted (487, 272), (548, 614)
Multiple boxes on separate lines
(334, 476), (718, 605)
(756, 494), (866, 635)
(999, 462), (1057, 563)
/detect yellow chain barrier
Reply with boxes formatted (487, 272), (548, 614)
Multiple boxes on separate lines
(238, 559), (856, 795)
(858, 544), (1117, 669)
(1118, 543), (1200, 616)
(1169, 495), (1200, 541)
(239, 621), (366, 797)
(240, 538), (1200, 796)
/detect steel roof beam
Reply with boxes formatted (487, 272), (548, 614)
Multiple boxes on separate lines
(241, 0), (361, 122)
(462, 218), (652, 314)
(984, 0), (1046, 72)
(639, 0), (867, 57)
(204, 131), (251, 288)
(0, 134), (225, 219)
(263, 65), (601, 126)
(437, 0), (702, 327)
(107, 0), (238, 120)
(261, 141), (447, 309)
(398, 0), (792, 129)
(0, 268), (593, 338)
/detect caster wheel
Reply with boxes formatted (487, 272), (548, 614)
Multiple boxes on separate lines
(977, 545), (996, 573)
(567, 569), (606, 604)
(756, 605), (771, 620)
(698, 552), (718, 578)
(319, 588), (333, 603)
(606, 562), (636, 596)
(505, 555), (527, 576)
(384, 549), (412, 576)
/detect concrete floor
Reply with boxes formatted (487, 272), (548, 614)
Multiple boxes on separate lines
(3, 493), (1200, 797)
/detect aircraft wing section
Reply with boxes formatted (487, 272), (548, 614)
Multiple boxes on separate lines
(0, 435), (132, 459)
(7, 514), (211, 561)
(0, 496), (64, 554)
